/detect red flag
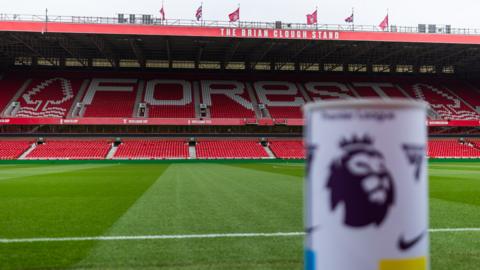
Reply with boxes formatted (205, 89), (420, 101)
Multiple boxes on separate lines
(159, 6), (165, 20)
(379, 14), (389, 30)
(196, 5), (202, 21)
(229, 8), (240, 22)
(345, 13), (354, 23)
(306, 10), (317, 25)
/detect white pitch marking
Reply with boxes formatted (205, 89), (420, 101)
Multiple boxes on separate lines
(0, 232), (304, 243)
(0, 228), (479, 244)
(429, 228), (480, 233)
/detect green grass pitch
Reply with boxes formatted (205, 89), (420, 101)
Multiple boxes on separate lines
(0, 161), (479, 269)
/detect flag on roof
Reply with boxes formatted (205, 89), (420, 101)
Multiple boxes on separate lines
(159, 6), (165, 20)
(229, 7), (240, 22)
(379, 14), (389, 30)
(196, 4), (202, 21)
(345, 13), (354, 23)
(306, 10), (317, 25)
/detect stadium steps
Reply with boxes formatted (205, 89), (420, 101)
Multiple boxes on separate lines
(18, 143), (37, 160)
(346, 82), (362, 98)
(297, 83), (312, 102)
(106, 143), (118, 159)
(132, 80), (145, 117)
(245, 82), (263, 119)
(3, 78), (31, 117)
(193, 81), (202, 118)
(263, 144), (276, 159)
(67, 79), (90, 118)
(189, 144), (196, 159)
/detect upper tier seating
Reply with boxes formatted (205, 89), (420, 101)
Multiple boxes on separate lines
(269, 140), (305, 159)
(253, 81), (305, 119)
(26, 140), (111, 159)
(196, 140), (269, 159)
(201, 81), (256, 118)
(82, 79), (138, 118)
(441, 80), (480, 113)
(15, 77), (83, 118)
(399, 81), (480, 120)
(0, 73), (479, 122)
(144, 81), (195, 118)
(0, 140), (31, 160)
(114, 140), (189, 159)
(0, 75), (26, 116)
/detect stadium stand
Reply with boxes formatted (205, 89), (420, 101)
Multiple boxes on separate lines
(196, 140), (269, 159)
(2, 74), (480, 122)
(428, 138), (480, 158)
(269, 140), (305, 159)
(114, 140), (189, 159)
(26, 140), (111, 160)
(0, 140), (32, 160)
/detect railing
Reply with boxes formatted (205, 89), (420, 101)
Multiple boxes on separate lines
(1, 13), (480, 35)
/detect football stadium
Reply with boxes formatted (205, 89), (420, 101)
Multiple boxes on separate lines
(0, 5), (479, 270)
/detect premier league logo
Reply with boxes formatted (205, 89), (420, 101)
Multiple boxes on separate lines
(327, 135), (394, 227)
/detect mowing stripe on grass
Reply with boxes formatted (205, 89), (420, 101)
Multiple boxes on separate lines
(1, 228), (479, 243)
(0, 164), (118, 181)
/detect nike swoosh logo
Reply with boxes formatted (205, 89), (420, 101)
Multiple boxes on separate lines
(398, 230), (426, 251)
(305, 225), (320, 234)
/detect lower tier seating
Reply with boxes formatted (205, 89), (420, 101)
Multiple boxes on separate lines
(269, 140), (305, 159)
(196, 140), (269, 159)
(1, 138), (480, 160)
(114, 140), (189, 159)
(0, 140), (32, 160)
(26, 140), (111, 160)
(428, 139), (480, 158)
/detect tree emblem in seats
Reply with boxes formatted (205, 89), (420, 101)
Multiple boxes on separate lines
(19, 77), (74, 117)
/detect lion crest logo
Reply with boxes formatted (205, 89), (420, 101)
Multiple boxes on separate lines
(327, 135), (394, 227)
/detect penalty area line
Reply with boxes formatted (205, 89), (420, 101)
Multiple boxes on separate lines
(1, 228), (479, 244)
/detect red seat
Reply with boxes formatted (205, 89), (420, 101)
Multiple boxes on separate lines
(114, 140), (189, 159)
(269, 140), (305, 159)
(0, 140), (31, 160)
(26, 140), (111, 159)
(196, 140), (268, 159)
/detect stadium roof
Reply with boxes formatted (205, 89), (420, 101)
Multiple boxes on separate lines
(0, 14), (480, 73)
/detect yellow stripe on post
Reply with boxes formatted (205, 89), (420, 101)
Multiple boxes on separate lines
(379, 256), (427, 270)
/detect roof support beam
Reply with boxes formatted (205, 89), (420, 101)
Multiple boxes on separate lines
(301, 43), (339, 71)
(223, 40), (240, 69)
(129, 38), (145, 68)
(431, 47), (471, 65)
(10, 33), (57, 66)
(57, 35), (87, 67)
(276, 41), (313, 70)
(450, 48), (480, 67)
(89, 35), (117, 68)
(195, 44), (204, 68)
(250, 41), (275, 69)
(371, 46), (406, 64)
(166, 38), (172, 68)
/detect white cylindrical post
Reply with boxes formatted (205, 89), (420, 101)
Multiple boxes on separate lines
(304, 98), (429, 270)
